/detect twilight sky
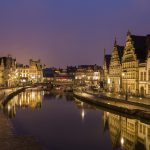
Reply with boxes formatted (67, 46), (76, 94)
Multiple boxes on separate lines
(0, 0), (149, 67)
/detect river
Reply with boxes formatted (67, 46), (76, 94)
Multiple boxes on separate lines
(3, 90), (150, 150)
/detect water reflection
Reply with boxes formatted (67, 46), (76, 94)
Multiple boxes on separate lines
(103, 111), (150, 150)
(3, 91), (150, 150)
(4, 91), (43, 118)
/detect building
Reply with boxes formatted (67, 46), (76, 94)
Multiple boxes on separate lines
(75, 65), (103, 89)
(139, 51), (150, 97)
(109, 38), (124, 93)
(122, 31), (150, 95)
(43, 68), (54, 83)
(0, 56), (17, 87)
(53, 73), (74, 86)
(17, 59), (43, 85)
(103, 49), (111, 91)
(74, 65), (87, 87)
(67, 66), (77, 76)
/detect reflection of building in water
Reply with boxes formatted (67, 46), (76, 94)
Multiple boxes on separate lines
(75, 99), (96, 120)
(75, 99), (95, 110)
(4, 91), (43, 118)
(17, 91), (42, 108)
(103, 112), (150, 150)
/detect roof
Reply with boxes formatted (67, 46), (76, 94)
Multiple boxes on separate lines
(0, 57), (16, 68)
(78, 65), (101, 70)
(117, 45), (124, 61)
(43, 68), (54, 78)
(104, 55), (111, 70)
(131, 34), (150, 62)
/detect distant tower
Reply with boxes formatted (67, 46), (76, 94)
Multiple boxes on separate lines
(126, 30), (132, 42)
(127, 30), (131, 36)
(104, 48), (106, 58)
(114, 36), (117, 47)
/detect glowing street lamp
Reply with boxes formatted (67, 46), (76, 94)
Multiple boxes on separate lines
(121, 137), (124, 145)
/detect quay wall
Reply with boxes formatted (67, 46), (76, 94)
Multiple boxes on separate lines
(74, 92), (150, 123)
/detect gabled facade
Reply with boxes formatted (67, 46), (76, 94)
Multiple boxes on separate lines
(139, 48), (150, 97)
(0, 56), (17, 87)
(122, 31), (149, 95)
(109, 38), (124, 92)
(74, 65), (103, 88)
(17, 59), (43, 84)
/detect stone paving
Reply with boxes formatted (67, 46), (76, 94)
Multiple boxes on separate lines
(0, 109), (43, 150)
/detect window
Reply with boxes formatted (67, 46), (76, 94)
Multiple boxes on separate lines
(140, 124), (142, 133)
(148, 85), (150, 94)
(143, 125), (146, 134)
(148, 128), (150, 138)
(144, 72), (146, 81)
(141, 72), (143, 81)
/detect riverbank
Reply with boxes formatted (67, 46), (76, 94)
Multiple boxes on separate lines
(0, 86), (44, 149)
(74, 92), (150, 122)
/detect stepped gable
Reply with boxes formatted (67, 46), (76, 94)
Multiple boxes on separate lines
(131, 34), (150, 62)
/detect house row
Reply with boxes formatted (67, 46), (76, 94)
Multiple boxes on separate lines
(43, 65), (104, 89)
(103, 31), (150, 97)
(74, 65), (103, 88)
(0, 56), (43, 87)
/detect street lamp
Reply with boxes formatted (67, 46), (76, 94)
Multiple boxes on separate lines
(122, 70), (128, 101)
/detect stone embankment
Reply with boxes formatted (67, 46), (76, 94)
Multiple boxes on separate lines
(74, 92), (150, 122)
(1, 87), (26, 107)
(0, 86), (44, 150)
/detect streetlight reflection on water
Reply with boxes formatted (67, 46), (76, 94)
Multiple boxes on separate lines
(3, 92), (150, 150)
(81, 109), (85, 120)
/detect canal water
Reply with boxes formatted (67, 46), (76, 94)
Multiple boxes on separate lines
(4, 90), (150, 150)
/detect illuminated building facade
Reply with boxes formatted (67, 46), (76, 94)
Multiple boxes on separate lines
(75, 65), (103, 88)
(103, 31), (150, 96)
(109, 38), (124, 92)
(0, 56), (17, 87)
(103, 50), (111, 91)
(122, 31), (150, 95)
(139, 52), (150, 97)
(17, 59), (43, 84)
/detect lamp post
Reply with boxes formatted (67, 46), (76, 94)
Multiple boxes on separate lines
(122, 70), (128, 101)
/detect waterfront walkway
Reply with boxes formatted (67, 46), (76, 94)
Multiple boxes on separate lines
(74, 92), (150, 121)
(103, 92), (150, 106)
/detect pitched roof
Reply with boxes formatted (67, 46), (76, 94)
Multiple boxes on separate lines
(131, 34), (150, 62)
(117, 45), (124, 61)
(104, 55), (111, 70)
(0, 57), (16, 68)
(43, 68), (54, 78)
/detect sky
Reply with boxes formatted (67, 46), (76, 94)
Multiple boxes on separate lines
(0, 0), (150, 68)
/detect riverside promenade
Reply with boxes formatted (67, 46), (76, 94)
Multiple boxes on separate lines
(74, 91), (150, 122)
(0, 86), (43, 150)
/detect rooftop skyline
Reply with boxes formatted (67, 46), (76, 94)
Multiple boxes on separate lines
(0, 0), (150, 67)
